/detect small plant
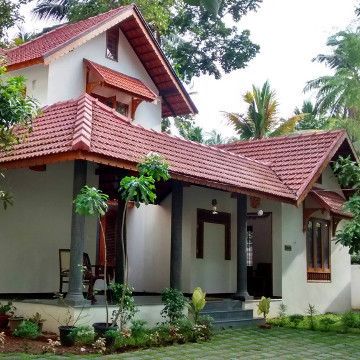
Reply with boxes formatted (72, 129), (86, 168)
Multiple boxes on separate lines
(288, 314), (304, 328)
(161, 288), (187, 324)
(110, 283), (138, 329)
(70, 325), (95, 345)
(0, 332), (5, 348)
(13, 320), (39, 339)
(257, 297), (271, 320)
(319, 317), (337, 332)
(278, 303), (287, 318)
(130, 319), (148, 338)
(92, 337), (107, 354)
(188, 287), (206, 324)
(41, 339), (61, 354)
(29, 312), (45, 324)
(0, 301), (15, 315)
(306, 304), (317, 330)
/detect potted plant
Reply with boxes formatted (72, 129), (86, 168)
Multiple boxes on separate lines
(29, 312), (46, 333)
(9, 315), (25, 333)
(257, 296), (271, 329)
(104, 329), (119, 348)
(0, 301), (15, 329)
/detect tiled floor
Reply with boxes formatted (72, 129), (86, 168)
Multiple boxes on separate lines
(3, 326), (360, 359)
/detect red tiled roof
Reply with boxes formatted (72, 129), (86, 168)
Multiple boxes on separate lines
(0, 94), (296, 203)
(4, 5), (197, 117)
(219, 131), (348, 201)
(6, 7), (128, 66)
(84, 59), (157, 101)
(310, 189), (352, 218)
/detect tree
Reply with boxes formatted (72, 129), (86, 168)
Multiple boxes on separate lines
(204, 129), (236, 145)
(295, 100), (329, 131)
(305, 30), (360, 118)
(0, 63), (39, 209)
(224, 81), (303, 140)
(333, 156), (360, 254)
(174, 116), (204, 143)
(32, 0), (261, 82)
(0, 0), (27, 42)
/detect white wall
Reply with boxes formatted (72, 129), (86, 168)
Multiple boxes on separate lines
(0, 161), (98, 294)
(47, 30), (162, 130)
(281, 165), (351, 314)
(9, 64), (49, 106)
(351, 265), (360, 309)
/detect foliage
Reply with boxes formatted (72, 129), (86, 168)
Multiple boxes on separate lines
(305, 30), (360, 118)
(29, 312), (45, 325)
(341, 311), (360, 330)
(0, 301), (15, 315)
(288, 314), (304, 328)
(0, 0), (28, 41)
(13, 320), (39, 339)
(32, 0), (261, 83)
(174, 116), (204, 143)
(319, 317), (337, 332)
(70, 325), (95, 345)
(74, 186), (109, 217)
(257, 297), (271, 319)
(278, 303), (287, 318)
(294, 100), (329, 131)
(161, 288), (187, 324)
(110, 283), (138, 328)
(306, 304), (317, 330)
(333, 156), (360, 254)
(41, 338), (61, 355)
(188, 287), (206, 324)
(120, 153), (170, 207)
(224, 81), (303, 139)
(351, 253), (360, 264)
(92, 337), (107, 354)
(130, 320), (148, 339)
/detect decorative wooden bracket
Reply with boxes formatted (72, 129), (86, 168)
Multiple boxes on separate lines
(131, 98), (143, 119)
(29, 165), (46, 172)
(332, 216), (342, 237)
(303, 207), (322, 232)
(250, 196), (261, 209)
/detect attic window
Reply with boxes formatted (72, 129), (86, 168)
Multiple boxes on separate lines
(106, 27), (119, 61)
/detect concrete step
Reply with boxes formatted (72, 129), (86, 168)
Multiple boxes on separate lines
(213, 318), (264, 329)
(201, 309), (253, 321)
(203, 299), (243, 311)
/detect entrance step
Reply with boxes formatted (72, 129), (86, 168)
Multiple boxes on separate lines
(202, 299), (261, 328)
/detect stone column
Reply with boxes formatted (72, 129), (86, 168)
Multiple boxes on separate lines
(170, 180), (183, 290)
(234, 194), (252, 300)
(65, 160), (89, 305)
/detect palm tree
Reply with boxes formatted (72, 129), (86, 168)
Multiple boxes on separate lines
(33, 0), (70, 21)
(294, 100), (329, 131)
(305, 30), (360, 118)
(224, 81), (302, 140)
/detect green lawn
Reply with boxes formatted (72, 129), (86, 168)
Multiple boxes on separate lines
(3, 326), (360, 359)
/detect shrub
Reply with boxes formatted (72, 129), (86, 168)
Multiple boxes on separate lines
(70, 325), (95, 345)
(0, 301), (15, 315)
(130, 320), (148, 339)
(306, 304), (317, 330)
(13, 320), (39, 339)
(319, 317), (337, 331)
(341, 311), (359, 330)
(288, 314), (304, 328)
(161, 288), (187, 323)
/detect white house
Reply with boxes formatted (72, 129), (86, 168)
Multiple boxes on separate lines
(0, 4), (357, 330)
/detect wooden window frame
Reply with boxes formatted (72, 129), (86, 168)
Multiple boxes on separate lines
(306, 218), (331, 282)
(106, 27), (119, 61)
(196, 209), (231, 260)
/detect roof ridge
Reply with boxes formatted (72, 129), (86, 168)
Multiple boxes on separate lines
(72, 94), (93, 151)
(219, 129), (346, 148)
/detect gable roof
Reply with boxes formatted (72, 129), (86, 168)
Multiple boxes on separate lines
(219, 131), (356, 204)
(0, 94), (296, 204)
(85, 59), (157, 101)
(4, 5), (197, 117)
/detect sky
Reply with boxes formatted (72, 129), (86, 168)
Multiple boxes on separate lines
(12, 0), (360, 137)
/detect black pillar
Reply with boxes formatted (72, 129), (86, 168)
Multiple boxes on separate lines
(115, 196), (126, 283)
(234, 194), (252, 300)
(66, 160), (89, 305)
(170, 180), (183, 290)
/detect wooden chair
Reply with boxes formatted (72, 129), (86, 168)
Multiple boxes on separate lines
(59, 249), (114, 298)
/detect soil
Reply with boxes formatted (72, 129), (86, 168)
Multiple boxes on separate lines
(0, 329), (94, 355)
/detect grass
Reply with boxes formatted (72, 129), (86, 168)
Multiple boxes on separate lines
(2, 326), (360, 359)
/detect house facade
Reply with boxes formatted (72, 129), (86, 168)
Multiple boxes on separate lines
(0, 5), (356, 324)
